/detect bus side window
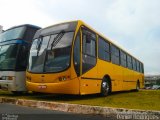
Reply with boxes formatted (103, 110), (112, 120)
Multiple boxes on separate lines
(127, 55), (133, 70)
(98, 37), (110, 62)
(82, 28), (96, 74)
(73, 31), (81, 76)
(17, 45), (28, 70)
(136, 61), (140, 72)
(23, 27), (38, 43)
(120, 51), (127, 67)
(132, 58), (137, 71)
(111, 45), (120, 65)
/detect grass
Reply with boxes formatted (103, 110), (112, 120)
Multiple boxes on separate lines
(0, 89), (160, 111)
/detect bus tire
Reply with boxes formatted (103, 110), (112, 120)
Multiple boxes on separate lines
(136, 81), (140, 92)
(101, 78), (111, 97)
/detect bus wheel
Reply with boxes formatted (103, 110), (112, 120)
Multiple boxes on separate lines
(101, 79), (111, 97)
(136, 81), (140, 91)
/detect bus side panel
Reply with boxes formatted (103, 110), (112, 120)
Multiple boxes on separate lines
(97, 59), (123, 92)
(133, 72), (139, 89)
(112, 65), (123, 91)
(80, 66), (101, 95)
(135, 72), (144, 89)
(123, 69), (134, 90)
(122, 67), (127, 90)
(0, 71), (26, 91)
(15, 71), (27, 91)
(80, 79), (101, 95)
(140, 74), (145, 89)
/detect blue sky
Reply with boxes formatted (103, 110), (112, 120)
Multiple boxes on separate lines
(0, 0), (160, 75)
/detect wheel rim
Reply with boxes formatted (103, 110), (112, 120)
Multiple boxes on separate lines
(102, 81), (109, 94)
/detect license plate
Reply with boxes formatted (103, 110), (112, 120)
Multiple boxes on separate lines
(38, 85), (47, 89)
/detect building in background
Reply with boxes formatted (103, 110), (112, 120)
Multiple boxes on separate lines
(145, 75), (160, 89)
(0, 25), (3, 33)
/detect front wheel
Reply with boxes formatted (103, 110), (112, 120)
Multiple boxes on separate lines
(101, 79), (111, 97)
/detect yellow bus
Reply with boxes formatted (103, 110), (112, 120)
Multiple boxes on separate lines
(26, 20), (144, 96)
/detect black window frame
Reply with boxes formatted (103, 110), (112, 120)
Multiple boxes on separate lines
(98, 36), (111, 62)
(23, 26), (40, 43)
(81, 26), (97, 74)
(142, 63), (144, 73)
(136, 60), (140, 72)
(132, 58), (137, 71)
(111, 44), (120, 65)
(127, 55), (133, 70)
(120, 50), (127, 68)
(73, 30), (81, 76)
(139, 62), (144, 73)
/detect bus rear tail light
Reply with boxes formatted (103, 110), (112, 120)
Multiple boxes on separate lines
(1, 76), (14, 80)
(7, 76), (14, 80)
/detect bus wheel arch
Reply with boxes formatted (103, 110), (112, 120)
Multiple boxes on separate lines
(100, 75), (112, 97)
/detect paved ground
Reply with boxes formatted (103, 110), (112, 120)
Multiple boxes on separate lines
(0, 103), (116, 120)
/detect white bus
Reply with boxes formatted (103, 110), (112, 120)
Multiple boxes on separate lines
(0, 24), (40, 93)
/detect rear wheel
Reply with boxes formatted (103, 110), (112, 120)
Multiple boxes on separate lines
(101, 78), (111, 97)
(136, 81), (140, 91)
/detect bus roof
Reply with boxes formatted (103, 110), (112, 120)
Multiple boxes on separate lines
(5, 24), (41, 32)
(34, 20), (143, 64)
(33, 21), (77, 39)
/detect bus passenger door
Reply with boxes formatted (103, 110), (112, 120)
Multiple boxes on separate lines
(80, 27), (100, 95)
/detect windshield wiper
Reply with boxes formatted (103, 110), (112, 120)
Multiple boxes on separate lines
(36, 36), (43, 56)
(51, 30), (65, 50)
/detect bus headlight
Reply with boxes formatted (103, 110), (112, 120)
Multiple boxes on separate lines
(58, 76), (70, 81)
(59, 76), (66, 81)
(26, 76), (31, 81)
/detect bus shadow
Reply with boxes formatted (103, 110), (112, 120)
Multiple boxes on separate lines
(109, 90), (138, 96)
(0, 89), (139, 102)
(28, 93), (101, 102)
(25, 90), (138, 101)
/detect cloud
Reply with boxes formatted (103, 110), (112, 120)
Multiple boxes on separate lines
(0, 0), (160, 74)
(0, 0), (57, 29)
(103, 0), (160, 74)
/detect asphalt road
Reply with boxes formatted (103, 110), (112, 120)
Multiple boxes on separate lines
(0, 103), (116, 120)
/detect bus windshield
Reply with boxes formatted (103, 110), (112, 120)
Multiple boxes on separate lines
(0, 26), (25, 42)
(28, 32), (74, 73)
(0, 44), (19, 70)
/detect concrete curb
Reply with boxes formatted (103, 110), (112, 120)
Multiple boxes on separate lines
(0, 97), (160, 117)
